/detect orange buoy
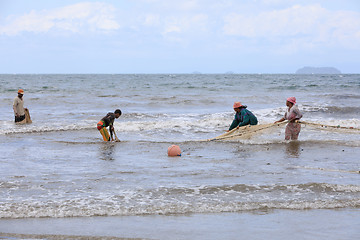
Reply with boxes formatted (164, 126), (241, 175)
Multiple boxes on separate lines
(167, 145), (181, 156)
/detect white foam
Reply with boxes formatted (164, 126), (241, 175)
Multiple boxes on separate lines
(1, 183), (359, 218)
(1, 110), (359, 146)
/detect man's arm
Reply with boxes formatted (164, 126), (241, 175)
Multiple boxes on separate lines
(229, 119), (239, 131)
(109, 123), (114, 141)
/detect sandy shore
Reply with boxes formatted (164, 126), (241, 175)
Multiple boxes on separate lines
(0, 232), (145, 240)
(1, 209), (359, 240)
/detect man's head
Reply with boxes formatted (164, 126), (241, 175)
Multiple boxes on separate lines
(233, 102), (245, 113)
(114, 109), (122, 118)
(286, 97), (296, 107)
(18, 89), (24, 97)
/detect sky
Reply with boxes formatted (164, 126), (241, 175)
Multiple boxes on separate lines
(0, 0), (359, 74)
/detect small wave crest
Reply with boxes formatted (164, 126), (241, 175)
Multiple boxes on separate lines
(1, 183), (359, 218)
(1, 110), (359, 146)
(0, 120), (95, 135)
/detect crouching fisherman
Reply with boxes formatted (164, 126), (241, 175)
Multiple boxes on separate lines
(228, 102), (258, 131)
(13, 89), (32, 124)
(97, 109), (122, 141)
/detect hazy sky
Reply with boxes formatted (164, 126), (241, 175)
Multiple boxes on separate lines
(1, 0), (359, 73)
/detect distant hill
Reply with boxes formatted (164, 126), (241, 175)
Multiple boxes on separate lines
(296, 67), (341, 74)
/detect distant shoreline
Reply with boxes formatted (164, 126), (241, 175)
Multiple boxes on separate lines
(296, 66), (341, 74)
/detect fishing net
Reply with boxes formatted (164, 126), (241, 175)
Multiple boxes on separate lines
(207, 122), (286, 141)
(298, 121), (360, 133)
(207, 121), (360, 141)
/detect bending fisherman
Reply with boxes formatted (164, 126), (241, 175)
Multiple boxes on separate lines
(228, 102), (258, 131)
(97, 109), (122, 141)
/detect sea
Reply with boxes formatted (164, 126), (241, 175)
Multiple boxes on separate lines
(0, 74), (359, 240)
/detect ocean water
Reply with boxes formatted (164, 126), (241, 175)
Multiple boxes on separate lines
(0, 74), (359, 239)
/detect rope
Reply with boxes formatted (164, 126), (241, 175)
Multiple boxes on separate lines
(204, 120), (359, 142)
(298, 121), (360, 131)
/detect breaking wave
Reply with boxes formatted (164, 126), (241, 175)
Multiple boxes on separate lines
(1, 183), (359, 218)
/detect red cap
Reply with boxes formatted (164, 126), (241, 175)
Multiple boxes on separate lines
(233, 102), (243, 108)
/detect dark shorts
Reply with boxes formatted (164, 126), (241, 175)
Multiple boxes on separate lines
(15, 115), (25, 123)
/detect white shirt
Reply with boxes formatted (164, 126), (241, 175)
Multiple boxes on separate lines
(284, 105), (302, 121)
(13, 96), (25, 116)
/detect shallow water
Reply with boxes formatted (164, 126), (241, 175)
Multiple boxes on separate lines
(0, 130), (359, 219)
(0, 74), (359, 238)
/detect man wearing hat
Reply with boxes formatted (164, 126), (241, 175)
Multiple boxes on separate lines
(228, 102), (258, 131)
(13, 89), (31, 124)
(275, 97), (303, 140)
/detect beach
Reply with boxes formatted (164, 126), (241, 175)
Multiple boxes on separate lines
(0, 74), (359, 239)
(1, 209), (359, 240)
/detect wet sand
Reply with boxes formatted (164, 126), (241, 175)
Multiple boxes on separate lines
(1, 209), (359, 240)
(0, 232), (143, 240)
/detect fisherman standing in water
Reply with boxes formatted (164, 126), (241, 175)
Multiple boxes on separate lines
(13, 89), (31, 124)
(97, 109), (122, 141)
(228, 102), (258, 131)
(275, 97), (303, 140)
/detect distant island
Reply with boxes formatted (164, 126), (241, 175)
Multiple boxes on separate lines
(296, 66), (341, 74)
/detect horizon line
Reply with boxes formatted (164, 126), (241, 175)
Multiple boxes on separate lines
(0, 72), (357, 75)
